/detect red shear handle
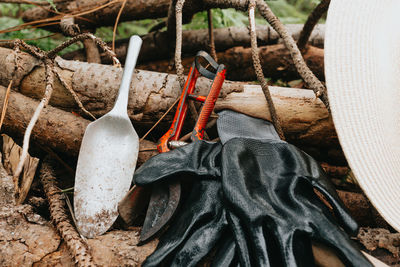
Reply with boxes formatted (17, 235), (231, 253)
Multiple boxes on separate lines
(157, 64), (199, 153)
(192, 67), (226, 141)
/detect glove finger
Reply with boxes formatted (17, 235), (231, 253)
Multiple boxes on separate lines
(227, 212), (271, 267)
(312, 217), (373, 267)
(312, 181), (358, 235)
(284, 144), (358, 235)
(142, 180), (225, 267)
(169, 209), (227, 267)
(269, 228), (316, 267)
(134, 141), (221, 186)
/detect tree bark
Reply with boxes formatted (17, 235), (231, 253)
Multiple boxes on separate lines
(0, 85), (158, 164)
(0, 47), (341, 163)
(138, 44), (324, 81)
(62, 24), (325, 64)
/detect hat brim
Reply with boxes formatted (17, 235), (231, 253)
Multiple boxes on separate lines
(325, 0), (400, 231)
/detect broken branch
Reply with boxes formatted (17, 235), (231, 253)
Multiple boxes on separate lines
(256, 0), (329, 110)
(248, 0), (284, 139)
(297, 0), (330, 50)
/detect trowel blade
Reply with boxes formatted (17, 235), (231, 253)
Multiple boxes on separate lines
(73, 116), (139, 238)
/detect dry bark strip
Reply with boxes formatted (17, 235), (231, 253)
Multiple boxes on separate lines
(139, 44), (324, 82)
(62, 24), (325, 64)
(0, 47), (340, 162)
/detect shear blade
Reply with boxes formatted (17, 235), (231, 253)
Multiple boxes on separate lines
(139, 182), (181, 243)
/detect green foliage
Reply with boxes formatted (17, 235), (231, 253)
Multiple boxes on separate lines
(184, 9), (252, 30)
(184, 0), (320, 29)
(0, 16), (82, 53)
(95, 19), (164, 42)
(0, 0), (322, 54)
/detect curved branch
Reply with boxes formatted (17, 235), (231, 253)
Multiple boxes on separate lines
(297, 0), (330, 50)
(255, 0), (330, 111)
(248, 0), (284, 139)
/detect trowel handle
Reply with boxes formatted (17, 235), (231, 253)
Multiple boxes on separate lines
(112, 35), (142, 114)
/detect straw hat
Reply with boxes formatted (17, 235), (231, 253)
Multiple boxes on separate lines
(325, 0), (400, 231)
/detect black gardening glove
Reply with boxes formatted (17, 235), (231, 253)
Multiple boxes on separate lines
(220, 137), (372, 267)
(134, 141), (238, 267)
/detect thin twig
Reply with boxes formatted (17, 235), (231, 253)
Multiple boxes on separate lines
(139, 148), (158, 152)
(47, 33), (120, 66)
(13, 59), (55, 191)
(40, 156), (95, 266)
(112, 0), (127, 52)
(0, 0), (121, 35)
(0, 19), (61, 35)
(207, 9), (218, 61)
(140, 97), (180, 141)
(0, 80), (12, 131)
(0, 33), (58, 43)
(64, 192), (86, 241)
(0, 0), (49, 5)
(249, 0), (285, 140)
(148, 20), (166, 33)
(255, 0), (330, 111)
(2, 39), (45, 59)
(297, 0), (330, 50)
(54, 65), (96, 120)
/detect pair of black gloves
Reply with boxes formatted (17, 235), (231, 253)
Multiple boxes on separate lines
(134, 110), (372, 267)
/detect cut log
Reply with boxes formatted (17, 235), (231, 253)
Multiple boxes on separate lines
(0, 47), (341, 163)
(0, 85), (158, 163)
(138, 44), (324, 81)
(62, 24), (325, 64)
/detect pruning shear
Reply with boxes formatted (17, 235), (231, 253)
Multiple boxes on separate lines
(117, 51), (226, 243)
